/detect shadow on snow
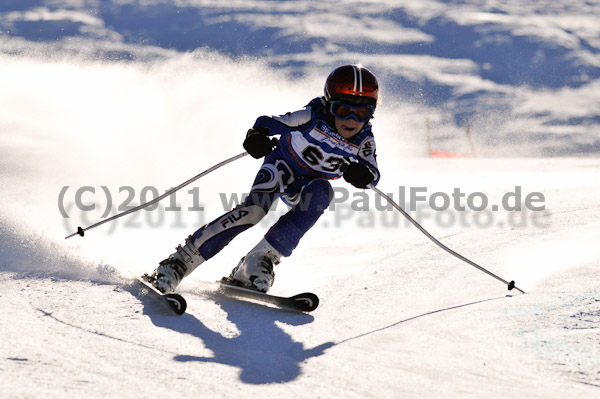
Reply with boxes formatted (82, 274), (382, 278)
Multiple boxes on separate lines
(135, 290), (333, 385)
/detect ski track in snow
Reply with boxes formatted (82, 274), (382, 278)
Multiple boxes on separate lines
(1, 1), (600, 397)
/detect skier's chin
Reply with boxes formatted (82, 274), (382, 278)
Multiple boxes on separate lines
(336, 120), (363, 138)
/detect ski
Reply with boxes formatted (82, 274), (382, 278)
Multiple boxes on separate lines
(133, 273), (187, 315)
(217, 278), (319, 312)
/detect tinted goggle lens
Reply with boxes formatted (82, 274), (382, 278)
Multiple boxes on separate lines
(330, 102), (374, 122)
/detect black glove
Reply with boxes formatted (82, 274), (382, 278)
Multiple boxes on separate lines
(342, 162), (375, 189)
(243, 128), (278, 159)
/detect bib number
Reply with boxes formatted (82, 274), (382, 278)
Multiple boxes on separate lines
(301, 146), (347, 173)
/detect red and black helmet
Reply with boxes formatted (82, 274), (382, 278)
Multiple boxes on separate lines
(324, 64), (379, 107)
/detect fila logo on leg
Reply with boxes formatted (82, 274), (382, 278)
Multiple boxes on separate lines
(220, 210), (250, 228)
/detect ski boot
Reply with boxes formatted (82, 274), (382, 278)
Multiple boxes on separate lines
(225, 238), (282, 293)
(149, 236), (205, 293)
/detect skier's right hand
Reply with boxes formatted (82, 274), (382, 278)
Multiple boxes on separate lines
(342, 162), (375, 189)
(243, 128), (278, 159)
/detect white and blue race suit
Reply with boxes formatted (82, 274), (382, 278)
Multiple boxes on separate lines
(189, 97), (380, 258)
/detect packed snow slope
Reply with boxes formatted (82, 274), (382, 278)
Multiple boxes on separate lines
(2, 153), (600, 398)
(1, 1), (600, 398)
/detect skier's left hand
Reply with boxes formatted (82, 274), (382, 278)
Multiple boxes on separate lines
(342, 162), (375, 189)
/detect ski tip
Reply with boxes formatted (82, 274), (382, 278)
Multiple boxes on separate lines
(136, 274), (187, 315)
(290, 292), (319, 312)
(165, 294), (187, 315)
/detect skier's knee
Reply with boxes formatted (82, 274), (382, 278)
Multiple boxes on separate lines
(304, 179), (334, 208)
(244, 191), (277, 212)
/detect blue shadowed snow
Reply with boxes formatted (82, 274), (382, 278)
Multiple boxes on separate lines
(2, 1), (599, 156)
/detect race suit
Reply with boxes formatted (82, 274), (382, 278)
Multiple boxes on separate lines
(190, 96), (380, 258)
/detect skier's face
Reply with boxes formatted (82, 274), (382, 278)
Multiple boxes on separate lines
(334, 117), (364, 139)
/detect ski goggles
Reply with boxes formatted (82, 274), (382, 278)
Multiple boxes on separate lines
(329, 101), (375, 123)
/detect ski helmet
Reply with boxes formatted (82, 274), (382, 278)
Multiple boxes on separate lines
(324, 65), (379, 107)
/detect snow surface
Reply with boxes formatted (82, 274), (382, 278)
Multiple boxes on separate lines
(1, 1), (600, 398)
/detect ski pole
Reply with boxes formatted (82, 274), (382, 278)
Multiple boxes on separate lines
(65, 151), (249, 239)
(369, 184), (525, 294)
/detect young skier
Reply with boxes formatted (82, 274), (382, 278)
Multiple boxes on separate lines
(148, 64), (381, 293)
